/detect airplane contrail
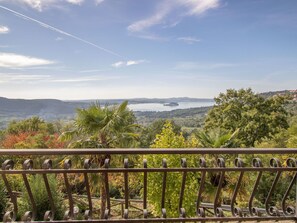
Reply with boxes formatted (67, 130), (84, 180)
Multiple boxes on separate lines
(0, 5), (122, 58)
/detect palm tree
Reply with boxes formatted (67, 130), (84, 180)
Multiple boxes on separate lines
(195, 129), (240, 203)
(195, 129), (239, 148)
(60, 101), (139, 218)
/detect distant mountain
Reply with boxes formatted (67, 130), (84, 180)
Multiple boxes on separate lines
(0, 97), (213, 124)
(1, 91), (295, 129)
(259, 89), (297, 100)
(69, 97), (213, 104)
(0, 97), (88, 120)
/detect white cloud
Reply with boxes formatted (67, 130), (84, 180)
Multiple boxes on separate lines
(127, 60), (146, 66)
(0, 0), (86, 11)
(112, 60), (147, 68)
(130, 33), (169, 42)
(0, 25), (9, 34)
(95, 0), (104, 6)
(79, 68), (110, 73)
(175, 61), (238, 70)
(127, 3), (172, 32)
(112, 61), (125, 68)
(128, 0), (220, 32)
(178, 36), (201, 44)
(55, 37), (64, 41)
(66, 0), (84, 5)
(176, 0), (220, 16)
(51, 75), (121, 83)
(0, 53), (55, 68)
(0, 73), (51, 83)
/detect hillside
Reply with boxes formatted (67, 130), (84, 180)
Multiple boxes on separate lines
(1, 90), (296, 129)
(0, 97), (88, 118)
(0, 97), (212, 129)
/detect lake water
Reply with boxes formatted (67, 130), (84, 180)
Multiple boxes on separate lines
(128, 101), (214, 112)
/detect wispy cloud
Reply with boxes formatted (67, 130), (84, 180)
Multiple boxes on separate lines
(0, 0), (86, 11)
(0, 0), (105, 11)
(0, 73), (51, 83)
(175, 61), (238, 70)
(0, 53), (55, 68)
(79, 68), (111, 73)
(177, 36), (200, 44)
(55, 37), (64, 41)
(129, 33), (169, 42)
(127, 2), (172, 32)
(0, 5), (122, 57)
(112, 60), (147, 68)
(51, 75), (121, 83)
(0, 25), (9, 34)
(177, 0), (220, 16)
(128, 0), (220, 33)
(95, 0), (104, 6)
(66, 0), (84, 5)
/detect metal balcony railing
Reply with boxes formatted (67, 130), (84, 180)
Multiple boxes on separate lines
(0, 148), (297, 222)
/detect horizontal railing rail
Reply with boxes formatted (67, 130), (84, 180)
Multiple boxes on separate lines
(0, 148), (296, 222)
(0, 148), (297, 155)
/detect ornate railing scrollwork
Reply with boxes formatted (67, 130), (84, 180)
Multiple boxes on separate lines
(0, 148), (296, 222)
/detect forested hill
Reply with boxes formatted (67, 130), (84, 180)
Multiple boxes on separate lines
(0, 97), (213, 128)
(0, 97), (89, 119)
(1, 90), (296, 129)
(259, 90), (297, 99)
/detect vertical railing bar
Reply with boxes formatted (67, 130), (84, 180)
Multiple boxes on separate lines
(281, 158), (297, 216)
(22, 159), (36, 221)
(63, 159), (74, 220)
(143, 159), (148, 219)
(282, 174), (297, 215)
(231, 158), (244, 217)
(104, 158), (111, 217)
(196, 158), (207, 217)
(42, 173), (56, 220)
(295, 167), (297, 222)
(83, 159), (93, 220)
(2, 160), (17, 222)
(161, 159), (167, 210)
(248, 158), (263, 216)
(161, 158), (167, 219)
(213, 158), (225, 217)
(179, 158), (187, 218)
(124, 158), (129, 219)
(42, 159), (55, 221)
(265, 158), (282, 216)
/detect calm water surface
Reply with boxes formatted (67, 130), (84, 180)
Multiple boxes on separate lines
(128, 101), (214, 112)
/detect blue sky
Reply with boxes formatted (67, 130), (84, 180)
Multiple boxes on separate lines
(0, 0), (296, 100)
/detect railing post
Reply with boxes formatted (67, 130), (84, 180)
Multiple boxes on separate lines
(295, 173), (297, 222)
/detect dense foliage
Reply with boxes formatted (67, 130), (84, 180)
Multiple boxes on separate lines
(0, 117), (64, 148)
(0, 88), (296, 219)
(204, 88), (289, 147)
(146, 121), (198, 217)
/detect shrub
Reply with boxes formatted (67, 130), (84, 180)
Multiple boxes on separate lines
(0, 179), (8, 220)
(19, 174), (65, 221)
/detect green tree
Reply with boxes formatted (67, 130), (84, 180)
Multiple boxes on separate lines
(147, 121), (198, 217)
(139, 119), (181, 148)
(0, 117), (64, 149)
(60, 101), (139, 218)
(6, 117), (55, 135)
(204, 88), (289, 147)
(195, 129), (239, 148)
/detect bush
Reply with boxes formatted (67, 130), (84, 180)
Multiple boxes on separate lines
(0, 179), (8, 220)
(19, 174), (65, 221)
